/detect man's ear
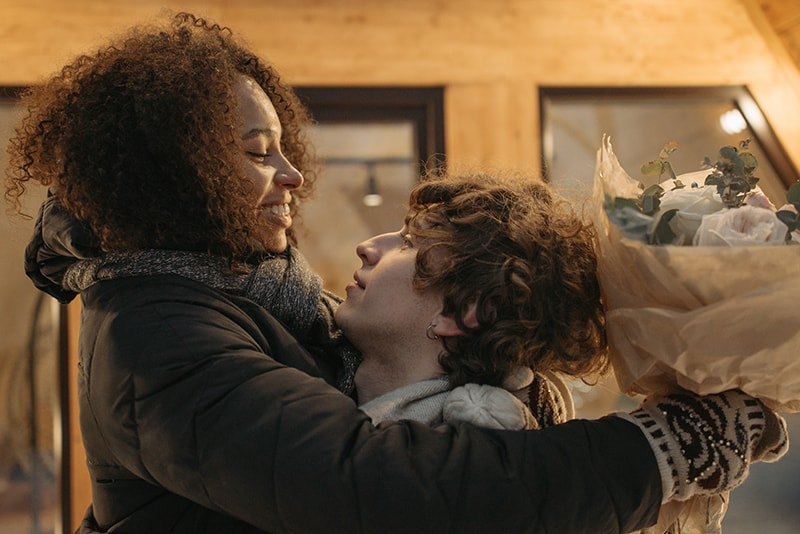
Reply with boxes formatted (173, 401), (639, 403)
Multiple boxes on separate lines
(431, 300), (478, 337)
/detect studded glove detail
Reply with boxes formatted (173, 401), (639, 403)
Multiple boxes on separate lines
(617, 389), (789, 503)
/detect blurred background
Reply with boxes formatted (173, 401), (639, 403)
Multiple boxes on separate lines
(2, 1), (800, 532)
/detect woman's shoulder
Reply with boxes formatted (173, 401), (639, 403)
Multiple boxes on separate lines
(80, 274), (321, 374)
(80, 275), (273, 354)
(83, 273), (246, 309)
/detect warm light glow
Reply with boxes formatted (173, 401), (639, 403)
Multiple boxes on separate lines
(362, 193), (383, 207)
(363, 174), (383, 207)
(720, 109), (747, 135)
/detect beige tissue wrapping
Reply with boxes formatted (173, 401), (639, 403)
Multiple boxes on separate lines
(592, 137), (800, 413)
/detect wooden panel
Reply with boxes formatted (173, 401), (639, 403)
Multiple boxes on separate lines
(740, 0), (800, 180)
(67, 300), (89, 532)
(2, 0), (799, 166)
(757, 0), (800, 33)
(0, 0), (787, 85)
(755, 0), (800, 74)
(57, 299), (90, 533)
(445, 82), (539, 172)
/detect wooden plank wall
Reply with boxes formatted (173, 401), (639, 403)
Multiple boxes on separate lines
(2, 0), (800, 172)
(2, 0), (800, 530)
(757, 0), (800, 69)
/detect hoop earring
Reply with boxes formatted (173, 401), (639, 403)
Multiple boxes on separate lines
(426, 323), (440, 340)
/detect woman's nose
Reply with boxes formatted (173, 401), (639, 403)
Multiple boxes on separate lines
(275, 155), (304, 189)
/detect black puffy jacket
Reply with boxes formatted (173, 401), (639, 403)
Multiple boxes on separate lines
(28, 196), (662, 533)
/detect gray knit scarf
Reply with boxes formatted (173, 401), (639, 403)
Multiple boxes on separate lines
(62, 247), (361, 394)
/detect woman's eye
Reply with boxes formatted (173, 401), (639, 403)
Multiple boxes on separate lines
(246, 151), (270, 163)
(400, 233), (414, 248)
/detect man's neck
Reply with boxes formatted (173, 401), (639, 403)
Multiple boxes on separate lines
(355, 349), (445, 405)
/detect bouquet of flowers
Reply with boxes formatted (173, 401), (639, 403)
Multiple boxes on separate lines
(592, 135), (800, 413)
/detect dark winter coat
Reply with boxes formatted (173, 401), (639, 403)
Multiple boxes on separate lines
(67, 275), (659, 533)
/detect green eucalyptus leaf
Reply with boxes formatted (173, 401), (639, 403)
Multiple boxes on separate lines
(729, 181), (748, 192)
(786, 183), (800, 205)
(614, 197), (641, 212)
(776, 209), (798, 230)
(641, 184), (665, 197)
(740, 152), (758, 172)
(641, 160), (665, 176)
(641, 194), (661, 214)
(719, 145), (739, 160)
(652, 209), (678, 245)
(640, 184), (664, 215)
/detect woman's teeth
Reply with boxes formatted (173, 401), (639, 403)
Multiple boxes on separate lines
(265, 204), (290, 215)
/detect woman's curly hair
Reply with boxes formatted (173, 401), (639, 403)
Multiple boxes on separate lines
(5, 12), (317, 259)
(406, 171), (609, 387)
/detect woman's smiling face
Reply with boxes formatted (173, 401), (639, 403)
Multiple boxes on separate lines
(234, 76), (304, 252)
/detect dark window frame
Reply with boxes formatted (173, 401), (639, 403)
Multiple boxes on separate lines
(294, 86), (446, 172)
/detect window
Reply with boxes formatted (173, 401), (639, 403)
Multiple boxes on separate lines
(293, 87), (445, 292)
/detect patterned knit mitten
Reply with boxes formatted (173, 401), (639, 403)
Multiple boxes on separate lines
(616, 389), (789, 503)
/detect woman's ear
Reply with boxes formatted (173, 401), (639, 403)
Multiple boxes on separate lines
(431, 301), (478, 337)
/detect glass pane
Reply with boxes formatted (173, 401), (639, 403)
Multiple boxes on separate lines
(298, 121), (418, 294)
(543, 97), (790, 207)
(0, 99), (59, 533)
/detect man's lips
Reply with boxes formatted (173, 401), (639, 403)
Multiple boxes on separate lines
(352, 272), (365, 289)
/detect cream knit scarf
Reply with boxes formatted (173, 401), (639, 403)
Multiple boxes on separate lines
(361, 370), (572, 430)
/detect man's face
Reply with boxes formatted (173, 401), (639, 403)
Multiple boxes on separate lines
(335, 226), (442, 355)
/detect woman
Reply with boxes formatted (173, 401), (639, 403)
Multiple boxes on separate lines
(6, 12), (785, 534)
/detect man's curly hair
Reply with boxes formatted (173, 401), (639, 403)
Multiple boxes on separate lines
(406, 171), (609, 387)
(5, 12), (317, 259)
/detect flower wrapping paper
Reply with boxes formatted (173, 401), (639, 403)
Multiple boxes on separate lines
(591, 136), (800, 412)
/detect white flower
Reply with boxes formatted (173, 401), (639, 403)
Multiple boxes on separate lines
(652, 172), (724, 244)
(659, 173), (724, 215)
(694, 205), (787, 246)
(746, 188), (777, 210)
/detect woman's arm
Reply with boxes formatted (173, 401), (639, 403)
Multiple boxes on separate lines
(83, 278), (660, 533)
